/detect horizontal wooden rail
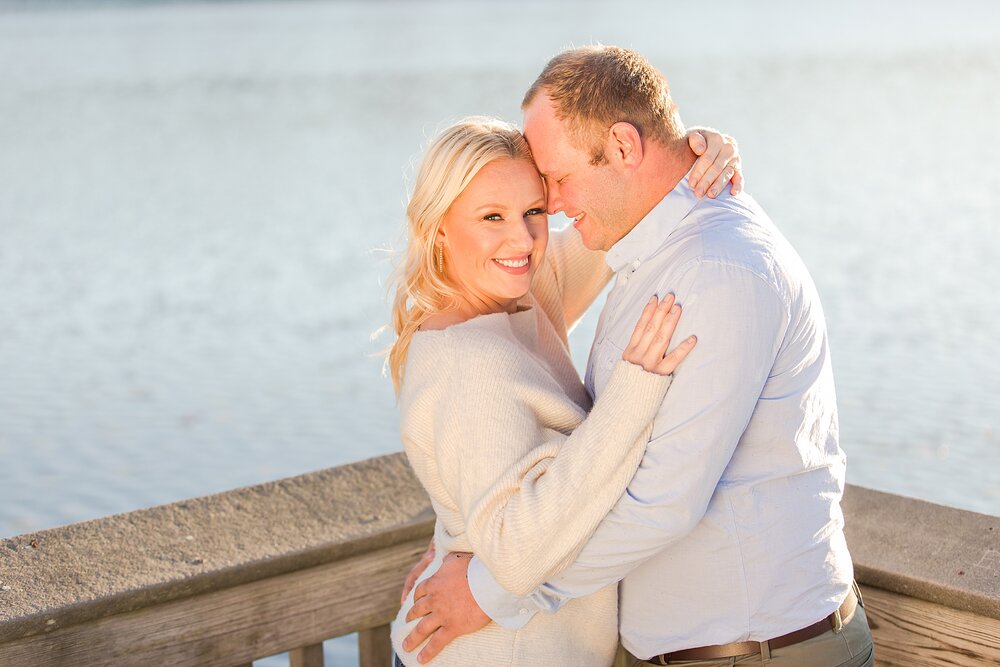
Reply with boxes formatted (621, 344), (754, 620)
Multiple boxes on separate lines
(0, 453), (434, 666)
(1, 453), (997, 666)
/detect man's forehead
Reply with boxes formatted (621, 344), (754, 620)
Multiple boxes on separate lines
(522, 96), (566, 172)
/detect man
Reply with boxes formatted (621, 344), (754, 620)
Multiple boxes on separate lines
(403, 45), (874, 666)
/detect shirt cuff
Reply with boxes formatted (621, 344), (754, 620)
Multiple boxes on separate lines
(467, 556), (538, 629)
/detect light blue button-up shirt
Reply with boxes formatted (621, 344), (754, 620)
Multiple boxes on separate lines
(467, 175), (855, 659)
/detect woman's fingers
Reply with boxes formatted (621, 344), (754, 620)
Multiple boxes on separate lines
(627, 295), (665, 350)
(624, 295), (678, 373)
(656, 335), (698, 375)
(623, 294), (698, 376)
(686, 128), (742, 198)
(707, 152), (742, 198)
(635, 295), (674, 352)
(731, 165), (745, 196)
(687, 129), (721, 191)
(641, 301), (682, 369)
(696, 141), (736, 198)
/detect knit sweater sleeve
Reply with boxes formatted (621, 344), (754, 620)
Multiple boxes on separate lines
(433, 330), (672, 596)
(532, 225), (614, 333)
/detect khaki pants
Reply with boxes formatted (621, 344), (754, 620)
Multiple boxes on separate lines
(617, 604), (874, 667)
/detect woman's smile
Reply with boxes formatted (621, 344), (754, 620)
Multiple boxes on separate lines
(492, 255), (531, 274)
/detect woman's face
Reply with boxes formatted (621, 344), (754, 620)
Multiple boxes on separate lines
(438, 158), (548, 314)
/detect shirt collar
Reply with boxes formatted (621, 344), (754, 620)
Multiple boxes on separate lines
(605, 169), (700, 273)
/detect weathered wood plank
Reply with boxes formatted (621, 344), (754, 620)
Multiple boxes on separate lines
(0, 539), (425, 667)
(359, 624), (392, 667)
(0, 453), (434, 645)
(289, 643), (324, 667)
(861, 585), (1000, 666)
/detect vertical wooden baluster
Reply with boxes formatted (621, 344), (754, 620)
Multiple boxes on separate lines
(358, 625), (392, 667)
(290, 643), (325, 667)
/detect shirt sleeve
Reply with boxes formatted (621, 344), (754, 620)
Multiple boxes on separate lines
(435, 333), (673, 597)
(469, 259), (788, 621)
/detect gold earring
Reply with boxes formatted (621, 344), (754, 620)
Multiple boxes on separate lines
(436, 243), (444, 274)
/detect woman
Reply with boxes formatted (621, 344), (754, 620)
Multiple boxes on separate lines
(386, 117), (736, 666)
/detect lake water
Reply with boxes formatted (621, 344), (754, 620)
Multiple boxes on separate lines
(2, 0), (999, 661)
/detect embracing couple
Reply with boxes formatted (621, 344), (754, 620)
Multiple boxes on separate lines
(384, 45), (874, 667)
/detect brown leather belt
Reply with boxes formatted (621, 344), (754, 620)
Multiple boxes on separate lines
(646, 588), (859, 665)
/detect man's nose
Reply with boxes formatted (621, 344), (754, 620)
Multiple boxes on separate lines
(546, 183), (564, 215)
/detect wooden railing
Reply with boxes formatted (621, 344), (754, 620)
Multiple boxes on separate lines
(1, 453), (998, 666)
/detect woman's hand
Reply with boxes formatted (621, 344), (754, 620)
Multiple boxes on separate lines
(686, 127), (743, 198)
(622, 294), (697, 375)
(401, 539), (436, 604)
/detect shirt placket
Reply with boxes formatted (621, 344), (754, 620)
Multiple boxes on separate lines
(585, 259), (641, 397)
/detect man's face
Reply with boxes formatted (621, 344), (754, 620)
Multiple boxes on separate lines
(522, 94), (630, 251)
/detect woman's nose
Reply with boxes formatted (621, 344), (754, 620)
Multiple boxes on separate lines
(510, 219), (536, 251)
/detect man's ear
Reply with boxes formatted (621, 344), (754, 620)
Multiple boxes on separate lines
(608, 122), (644, 169)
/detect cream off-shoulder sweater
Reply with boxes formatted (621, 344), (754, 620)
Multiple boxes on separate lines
(391, 228), (675, 666)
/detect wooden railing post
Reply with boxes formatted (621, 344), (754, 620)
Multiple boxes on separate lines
(290, 643), (324, 667)
(358, 624), (392, 667)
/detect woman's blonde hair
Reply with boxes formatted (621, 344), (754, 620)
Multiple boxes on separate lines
(387, 116), (534, 394)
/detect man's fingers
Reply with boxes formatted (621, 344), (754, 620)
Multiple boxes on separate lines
(405, 593), (432, 622)
(401, 573), (417, 604)
(418, 627), (455, 664)
(402, 555), (432, 603)
(412, 579), (429, 602)
(402, 613), (441, 652)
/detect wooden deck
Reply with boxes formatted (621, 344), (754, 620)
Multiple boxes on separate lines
(1, 453), (997, 666)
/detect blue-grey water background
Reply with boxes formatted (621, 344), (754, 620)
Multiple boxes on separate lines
(2, 1), (999, 661)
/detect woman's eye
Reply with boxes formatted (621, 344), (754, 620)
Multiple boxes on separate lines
(526, 208), (545, 217)
(483, 213), (503, 221)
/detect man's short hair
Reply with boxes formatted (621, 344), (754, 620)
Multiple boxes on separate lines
(522, 45), (684, 164)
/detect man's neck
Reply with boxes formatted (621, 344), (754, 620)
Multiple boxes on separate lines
(621, 139), (697, 242)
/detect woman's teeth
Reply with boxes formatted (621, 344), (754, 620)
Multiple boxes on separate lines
(494, 258), (529, 268)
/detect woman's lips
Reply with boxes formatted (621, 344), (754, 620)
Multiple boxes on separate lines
(492, 256), (531, 275)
